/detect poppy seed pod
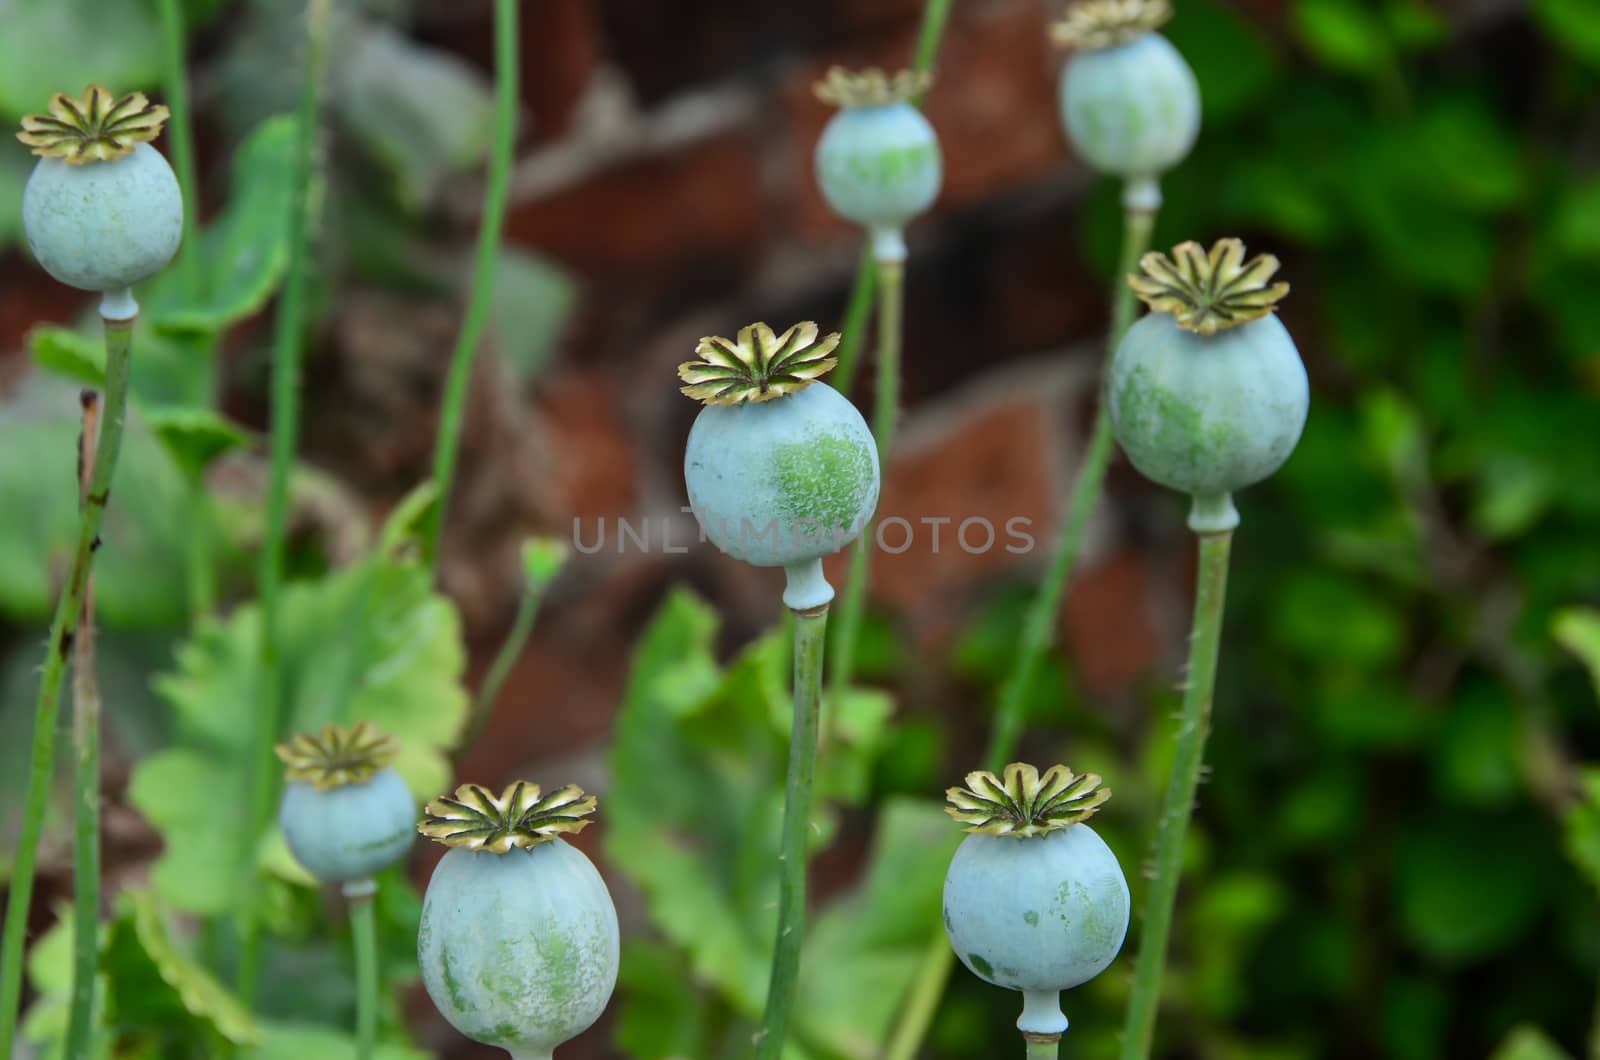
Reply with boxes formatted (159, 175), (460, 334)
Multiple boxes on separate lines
(813, 67), (943, 262)
(275, 723), (417, 886)
(943, 764), (1130, 1043)
(17, 86), (182, 302)
(1107, 238), (1309, 532)
(1054, 0), (1200, 198)
(418, 782), (620, 1060)
(680, 322), (880, 611)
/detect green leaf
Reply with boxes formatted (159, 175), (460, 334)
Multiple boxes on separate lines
(1431, 685), (1520, 808)
(129, 559), (469, 915)
(492, 250), (579, 386)
(144, 407), (250, 480)
(335, 25), (496, 211)
(1562, 772), (1600, 898)
(1531, 0), (1600, 68)
(29, 326), (105, 387)
(606, 590), (911, 1057)
(1163, 0), (1280, 122)
(120, 890), (260, 1046)
(247, 1023), (428, 1060)
(1489, 1025), (1574, 1060)
(0, 0), (163, 120)
(1394, 812), (1552, 964)
(1291, 0), (1393, 75)
(1553, 608), (1600, 702)
(374, 483), (439, 559)
(148, 116), (299, 336)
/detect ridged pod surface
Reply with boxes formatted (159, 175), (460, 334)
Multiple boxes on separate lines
(943, 824), (1130, 998)
(279, 767), (416, 885)
(22, 143), (182, 292)
(418, 841), (620, 1060)
(684, 381), (879, 568)
(1059, 33), (1200, 180)
(1107, 310), (1308, 499)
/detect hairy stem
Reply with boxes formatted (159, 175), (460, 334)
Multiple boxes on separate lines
(828, 257), (903, 699)
(985, 202), (1154, 770)
(65, 392), (104, 1058)
(240, 0), (333, 1002)
(1120, 530), (1234, 1060)
(423, 0), (520, 576)
(0, 313), (135, 1056)
(755, 607), (830, 1059)
(453, 575), (549, 768)
(347, 883), (379, 1060)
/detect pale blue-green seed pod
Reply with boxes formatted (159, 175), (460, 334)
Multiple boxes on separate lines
(815, 104), (942, 259)
(1109, 238), (1308, 532)
(1109, 313), (1307, 501)
(678, 321), (879, 610)
(1059, 32), (1200, 183)
(685, 382), (878, 568)
(942, 764), (1128, 1040)
(417, 782), (619, 1060)
(279, 767), (417, 885)
(22, 142), (183, 293)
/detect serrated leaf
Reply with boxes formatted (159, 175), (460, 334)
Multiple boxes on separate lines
(129, 559), (468, 914)
(123, 890), (260, 1046)
(148, 115), (299, 335)
(29, 326), (105, 387)
(144, 407), (251, 479)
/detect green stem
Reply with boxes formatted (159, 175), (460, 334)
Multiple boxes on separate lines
(453, 577), (549, 768)
(240, 0), (333, 1002)
(911, 0), (957, 76)
(831, 244), (878, 395)
(884, 192), (1158, 1060)
(346, 882), (379, 1060)
(65, 392), (106, 1059)
(828, 256), (903, 700)
(984, 202), (1155, 771)
(1026, 1038), (1061, 1060)
(1119, 529), (1234, 1060)
(156, 0), (203, 307)
(185, 477), (216, 618)
(423, 0), (520, 576)
(754, 607), (830, 1060)
(882, 924), (954, 1060)
(0, 312), (135, 1058)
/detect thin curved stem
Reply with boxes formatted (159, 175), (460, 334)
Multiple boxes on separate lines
(65, 392), (104, 1058)
(0, 314), (134, 1057)
(422, 0), (520, 577)
(831, 244), (878, 395)
(347, 884), (379, 1060)
(1119, 530), (1233, 1060)
(828, 257), (903, 700)
(885, 194), (1158, 1060)
(984, 203), (1154, 770)
(754, 607), (830, 1059)
(240, 0), (333, 1002)
(156, 0), (203, 307)
(453, 575), (549, 768)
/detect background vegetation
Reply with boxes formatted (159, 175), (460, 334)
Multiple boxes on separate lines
(1, 0), (1599, 1057)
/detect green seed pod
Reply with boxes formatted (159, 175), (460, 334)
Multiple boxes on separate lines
(1107, 238), (1309, 532)
(813, 67), (943, 262)
(275, 722), (417, 886)
(679, 321), (880, 611)
(418, 782), (619, 1060)
(1054, 0), (1200, 195)
(942, 764), (1129, 1044)
(17, 86), (182, 299)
